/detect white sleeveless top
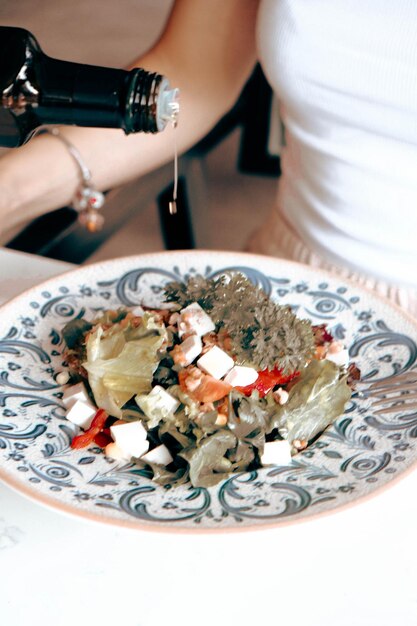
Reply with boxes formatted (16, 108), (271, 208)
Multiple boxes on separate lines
(256, 0), (417, 289)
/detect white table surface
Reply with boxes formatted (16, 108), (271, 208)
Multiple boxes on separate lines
(0, 248), (416, 626)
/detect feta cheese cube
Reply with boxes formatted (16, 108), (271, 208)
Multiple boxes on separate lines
(66, 399), (96, 429)
(104, 442), (130, 461)
(141, 444), (173, 466)
(197, 345), (234, 379)
(109, 421), (149, 458)
(261, 440), (292, 466)
(62, 382), (90, 408)
(224, 365), (258, 387)
(178, 302), (215, 337)
(136, 385), (180, 420)
(180, 334), (203, 365)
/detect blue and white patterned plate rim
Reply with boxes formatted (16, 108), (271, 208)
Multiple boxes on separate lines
(0, 250), (416, 532)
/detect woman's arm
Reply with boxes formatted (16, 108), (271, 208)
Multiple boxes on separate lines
(0, 0), (260, 234)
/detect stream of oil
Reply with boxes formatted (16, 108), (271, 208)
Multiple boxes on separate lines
(168, 120), (178, 215)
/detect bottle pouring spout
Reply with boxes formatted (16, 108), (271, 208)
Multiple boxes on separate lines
(158, 86), (180, 128)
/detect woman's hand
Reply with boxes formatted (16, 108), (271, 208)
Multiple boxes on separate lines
(0, 0), (260, 236)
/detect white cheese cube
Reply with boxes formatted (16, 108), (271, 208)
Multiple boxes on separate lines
(326, 349), (350, 368)
(224, 365), (258, 387)
(104, 442), (130, 461)
(136, 385), (180, 420)
(141, 444), (173, 466)
(178, 302), (215, 337)
(66, 399), (96, 429)
(180, 334), (203, 365)
(62, 382), (90, 408)
(261, 440), (292, 466)
(197, 345), (234, 380)
(110, 421), (149, 458)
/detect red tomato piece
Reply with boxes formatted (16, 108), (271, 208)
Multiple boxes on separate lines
(70, 430), (97, 449)
(70, 408), (108, 449)
(237, 367), (299, 398)
(93, 431), (113, 448)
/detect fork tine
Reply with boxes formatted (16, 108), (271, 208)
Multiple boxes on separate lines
(372, 401), (417, 415)
(367, 391), (417, 406)
(360, 370), (417, 414)
(366, 371), (417, 391)
(366, 387), (417, 398)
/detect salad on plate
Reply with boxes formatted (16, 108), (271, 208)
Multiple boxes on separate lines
(58, 273), (360, 488)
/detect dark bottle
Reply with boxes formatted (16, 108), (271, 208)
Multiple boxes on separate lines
(0, 26), (179, 147)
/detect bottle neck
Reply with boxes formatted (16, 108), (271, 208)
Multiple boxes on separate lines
(33, 61), (177, 133)
(11, 57), (173, 135)
(35, 55), (131, 130)
(0, 26), (178, 146)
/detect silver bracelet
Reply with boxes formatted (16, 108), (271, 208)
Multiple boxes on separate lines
(37, 126), (105, 232)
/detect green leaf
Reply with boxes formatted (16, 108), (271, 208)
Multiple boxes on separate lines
(180, 430), (237, 487)
(228, 390), (270, 439)
(270, 360), (352, 444)
(227, 440), (256, 472)
(83, 315), (167, 418)
(147, 462), (189, 486)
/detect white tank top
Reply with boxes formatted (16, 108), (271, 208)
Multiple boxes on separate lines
(256, 0), (417, 288)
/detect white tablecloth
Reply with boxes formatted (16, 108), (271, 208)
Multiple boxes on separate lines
(0, 248), (416, 626)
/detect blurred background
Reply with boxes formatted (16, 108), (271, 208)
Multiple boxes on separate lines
(0, 0), (280, 264)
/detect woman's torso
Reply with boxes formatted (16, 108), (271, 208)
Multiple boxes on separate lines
(257, 0), (417, 288)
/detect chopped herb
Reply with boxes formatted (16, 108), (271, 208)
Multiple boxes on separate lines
(164, 273), (315, 373)
(62, 318), (92, 349)
(164, 275), (218, 311)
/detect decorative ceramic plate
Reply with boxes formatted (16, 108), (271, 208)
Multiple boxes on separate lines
(0, 251), (416, 531)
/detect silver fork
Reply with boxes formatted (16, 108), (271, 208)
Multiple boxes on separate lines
(358, 370), (417, 414)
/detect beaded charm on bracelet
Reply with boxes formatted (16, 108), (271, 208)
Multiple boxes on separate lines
(37, 127), (106, 232)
